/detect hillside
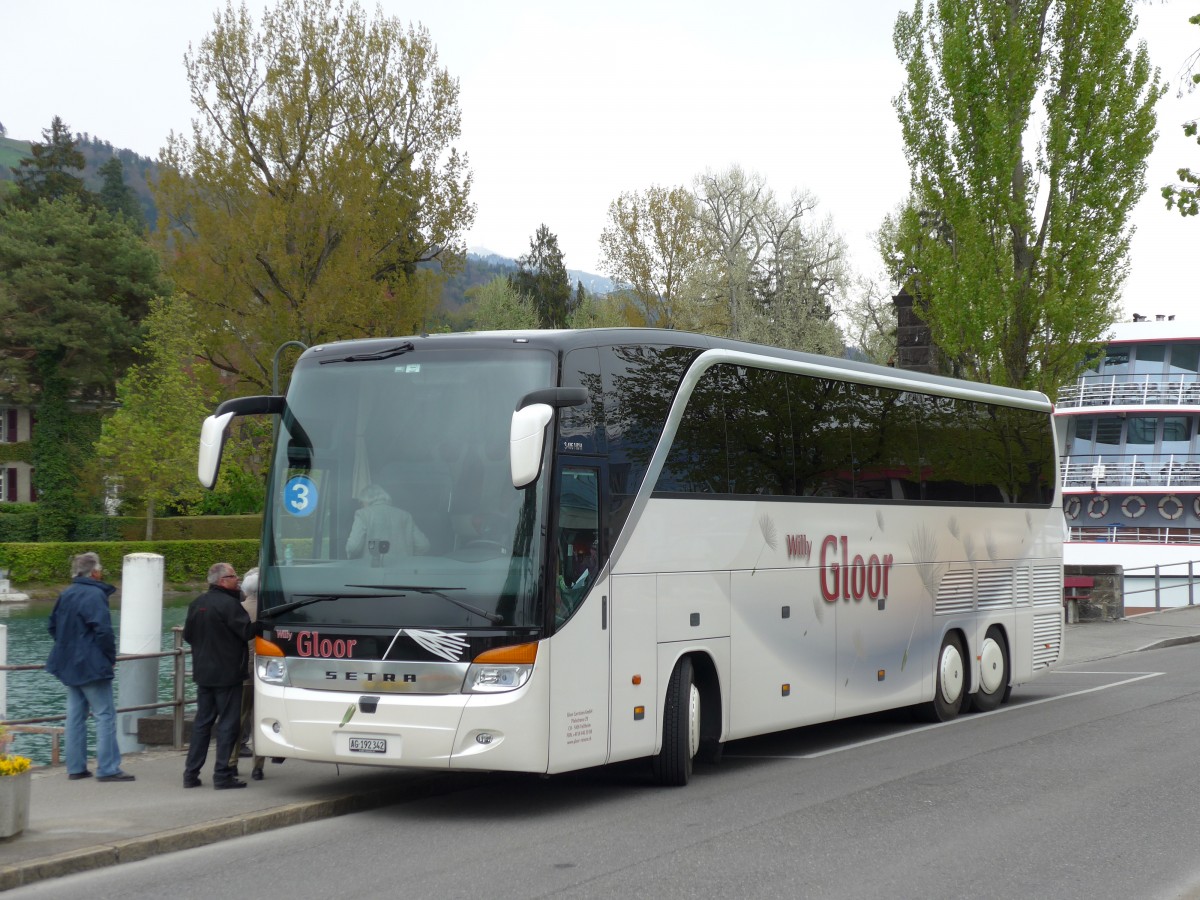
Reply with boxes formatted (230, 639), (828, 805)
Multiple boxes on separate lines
(0, 132), (158, 228)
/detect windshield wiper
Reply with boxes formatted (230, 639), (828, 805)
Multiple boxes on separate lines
(319, 342), (415, 365)
(260, 592), (391, 619)
(346, 584), (503, 624)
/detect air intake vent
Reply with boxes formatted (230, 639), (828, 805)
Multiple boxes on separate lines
(1032, 610), (1063, 669)
(935, 569), (974, 615)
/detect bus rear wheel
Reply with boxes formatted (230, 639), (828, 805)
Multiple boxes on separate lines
(652, 656), (699, 786)
(919, 633), (965, 722)
(969, 627), (1009, 713)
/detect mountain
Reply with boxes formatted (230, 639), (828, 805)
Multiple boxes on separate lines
(438, 251), (615, 312)
(0, 131), (159, 229)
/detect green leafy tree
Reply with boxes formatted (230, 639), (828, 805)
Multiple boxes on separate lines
(0, 197), (166, 538)
(599, 185), (706, 328)
(510, 225), (572, 328)
(97, 157), (145, 228)
(95, 297), (212, 539)
(465, 276), (538, 330)
(891, 0), (1162, 393)
(567, 291), (628, 329)
(8, 116), (91, 210)
(1163, 13), (1200, 217)
(154, 0), (475, 391)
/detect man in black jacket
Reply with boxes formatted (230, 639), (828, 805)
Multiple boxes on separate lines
(183, 562), (255, 789)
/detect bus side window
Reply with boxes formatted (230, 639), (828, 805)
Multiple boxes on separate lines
(555, 467), (599, 629)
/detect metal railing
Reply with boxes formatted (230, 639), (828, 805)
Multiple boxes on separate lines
(1068, 526), (1200, 545)
(1060, 454), (1200, 490)
(1122, 559), (1200, 611)
(1057, 374), (1200, 409)
(0, 626), (191, 761)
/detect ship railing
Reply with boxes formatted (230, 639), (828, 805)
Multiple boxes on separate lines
(0, 626), (191, 764)
(1061, 454), (1200, 489)
(1057, 374), (1200, 409)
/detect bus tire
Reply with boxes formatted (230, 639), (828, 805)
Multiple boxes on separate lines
(652, 656), (699, 786)
(969, 627), (1008, 713)
(918, 632), (965, 722)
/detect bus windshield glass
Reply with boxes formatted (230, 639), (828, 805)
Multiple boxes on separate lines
(262, 345), (556, 630)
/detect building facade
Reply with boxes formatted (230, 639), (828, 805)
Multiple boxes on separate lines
(0, 407), (34, 504)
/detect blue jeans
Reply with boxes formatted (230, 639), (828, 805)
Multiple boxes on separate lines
(65, 679), (122, 778)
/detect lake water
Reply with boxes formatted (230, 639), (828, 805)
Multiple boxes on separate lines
(0, 596), (198, 766)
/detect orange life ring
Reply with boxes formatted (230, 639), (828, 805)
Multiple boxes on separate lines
(1086, 496), (1109, 519)
(1064, 496), (1082, 520)
(1121, 496), (1146, 519)
(1158, 495), (1184, 520)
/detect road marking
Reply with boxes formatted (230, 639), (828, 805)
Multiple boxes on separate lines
(727, 671), (1163, 760)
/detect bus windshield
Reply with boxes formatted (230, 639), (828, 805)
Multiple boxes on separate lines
(261, 345), (557, 630)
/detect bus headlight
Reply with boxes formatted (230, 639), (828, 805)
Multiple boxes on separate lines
(462, 642), (538, 694)
(257, 657), (289, 685)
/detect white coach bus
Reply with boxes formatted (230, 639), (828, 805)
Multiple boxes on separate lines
(198, 329), (1063, 786)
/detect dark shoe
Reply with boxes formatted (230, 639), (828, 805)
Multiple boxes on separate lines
(96, 772), (136, 782)
(68, 770), (93, 780)
(251, 767), (263, 781)
(237, 743), (254, 758)
(183, 775), (202, 789)
(271, 757), (285, 764)
(213, 778), (247, 790)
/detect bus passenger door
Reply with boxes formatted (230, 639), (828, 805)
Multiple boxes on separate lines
(546, 464), (611, 774)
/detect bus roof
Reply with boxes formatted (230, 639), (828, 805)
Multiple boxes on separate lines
(295, 327), (1051, 409)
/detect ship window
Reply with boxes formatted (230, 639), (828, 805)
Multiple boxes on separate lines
(1094, 417), (1122, 446)
(1168, 344), (1200, 375)
(1131, 344), (1166, 375)
(1162, 417), (1192, 456)
(1126, 417), (1157, 445)
(1100, 347), (1129, 376)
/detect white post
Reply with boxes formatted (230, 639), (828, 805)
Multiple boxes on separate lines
(116, 553), (164, 753)
(0, 623), (7, 721)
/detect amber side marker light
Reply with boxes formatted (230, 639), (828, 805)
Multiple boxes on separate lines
(255, 636), (284, 657)
(473, 642), (539, 665)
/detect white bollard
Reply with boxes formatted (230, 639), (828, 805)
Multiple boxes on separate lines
(116, 553), (164, 753)
(0, 623), (7, 721)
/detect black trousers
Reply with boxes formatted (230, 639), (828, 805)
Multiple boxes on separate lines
(184, 684), (242, 782)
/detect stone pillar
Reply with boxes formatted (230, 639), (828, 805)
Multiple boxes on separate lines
(1065, 564), (1124, 620)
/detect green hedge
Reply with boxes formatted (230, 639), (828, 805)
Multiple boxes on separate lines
(0, 505), (39, 542)
(72, 515), (263, 542)
(0, 540), (261, 584)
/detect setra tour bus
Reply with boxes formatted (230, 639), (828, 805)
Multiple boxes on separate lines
(197, 328), (1063, 786)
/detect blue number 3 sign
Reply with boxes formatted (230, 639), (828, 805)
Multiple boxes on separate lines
(284, 475), (319, 517)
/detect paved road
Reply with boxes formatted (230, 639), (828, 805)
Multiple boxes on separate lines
(4, 606), (1200, 892)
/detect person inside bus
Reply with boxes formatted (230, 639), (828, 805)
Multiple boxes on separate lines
(554, 531), (599, 627)
(345, 483), (430, 564)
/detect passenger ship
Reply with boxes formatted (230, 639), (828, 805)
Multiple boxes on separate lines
(1055, 315), (1200, 610)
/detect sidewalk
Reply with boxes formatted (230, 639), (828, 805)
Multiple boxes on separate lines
(5, 605), (1200, 891)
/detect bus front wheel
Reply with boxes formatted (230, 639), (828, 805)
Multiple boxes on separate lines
(652, 656), (700, 786)
(920, 633), (965, 722)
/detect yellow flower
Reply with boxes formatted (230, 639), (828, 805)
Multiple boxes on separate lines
(0, 726), (31, 775)
(0, 755), (30, 776)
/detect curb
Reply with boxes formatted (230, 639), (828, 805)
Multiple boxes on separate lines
(0, 771), (490, 891)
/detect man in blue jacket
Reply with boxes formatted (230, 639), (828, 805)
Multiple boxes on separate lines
(45, 552), (135, 782)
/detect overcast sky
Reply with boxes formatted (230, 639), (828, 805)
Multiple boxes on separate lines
(3, 0), (1193, 322)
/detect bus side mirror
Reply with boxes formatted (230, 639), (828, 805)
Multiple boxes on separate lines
(198, 411), (235, 489)
(511, 403), (554, 488)
(197, 394), (286, 489)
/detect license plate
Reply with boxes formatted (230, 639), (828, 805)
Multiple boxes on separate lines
(348, 737), (387, 754)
